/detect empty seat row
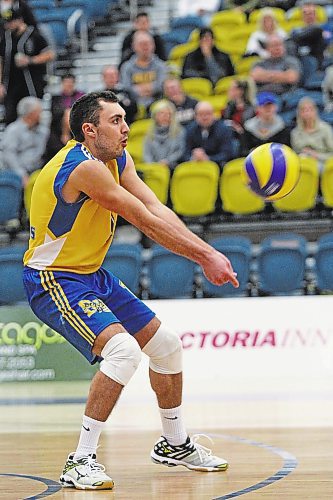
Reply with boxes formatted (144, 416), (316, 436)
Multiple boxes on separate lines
(2, 233), (333, 304)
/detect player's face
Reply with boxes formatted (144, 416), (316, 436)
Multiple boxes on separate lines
(94, 101), (129, 160)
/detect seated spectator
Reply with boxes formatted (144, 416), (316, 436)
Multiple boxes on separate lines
(290, 1), (327, 69)
(245, 8), (287, 59)
(182, 28), (234, 84)
(101, 65), (137, 124)
(2, 96), (49, 186)
(143, 99), (186, 171)
(241, 91), (290, 156)
(291, 96), (333, 164)
(322, 65), (333, 112)
(51, 74), (85, 121)
(120, 31), (167, 114)
(250, 34), (301, 95)
(222, 79), (256, 136)
(176, 0), (220, 25)
(185, 101), (235, 169)
(42, 108), (71, 164)
(120, 11), (166, 67)
(163, 76), (198, 129)
(0, 7), (54, 124)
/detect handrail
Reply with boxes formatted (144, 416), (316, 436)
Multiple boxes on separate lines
(67, 9), (88, 55)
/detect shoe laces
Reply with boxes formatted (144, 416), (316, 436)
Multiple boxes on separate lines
(191, 434), (214, 463)
(78, 454), (106, 473)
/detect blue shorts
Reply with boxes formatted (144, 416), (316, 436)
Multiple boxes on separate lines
(23, 267), (156, 364)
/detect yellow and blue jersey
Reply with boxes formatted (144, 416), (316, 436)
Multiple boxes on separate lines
(23, 139), (126, 274)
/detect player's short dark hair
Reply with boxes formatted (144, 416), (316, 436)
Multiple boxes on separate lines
(70, 91), (119, 142)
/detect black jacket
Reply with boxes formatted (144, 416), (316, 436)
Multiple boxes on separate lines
(182, 46), (234, 82)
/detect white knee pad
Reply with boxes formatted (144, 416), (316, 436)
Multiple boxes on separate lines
(100, 332), (141, 386)
(142, 325), (182, 375)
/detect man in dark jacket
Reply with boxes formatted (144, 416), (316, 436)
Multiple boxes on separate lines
(182, 28), (234, 84)
(185, 100), (235, 169)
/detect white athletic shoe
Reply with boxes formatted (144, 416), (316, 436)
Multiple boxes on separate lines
(151, 434), (228, 472)
(59, 452), (114, 490)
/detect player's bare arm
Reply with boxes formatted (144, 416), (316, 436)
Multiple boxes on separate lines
(66, 159), (238, 288)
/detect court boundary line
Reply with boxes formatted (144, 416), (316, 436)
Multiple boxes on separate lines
(210, 433), (298, 499)
(0, 473), (61, 499)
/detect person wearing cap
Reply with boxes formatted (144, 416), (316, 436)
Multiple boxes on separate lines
(250, 34), (301, 96)
(181, 28), (234, 85)
(240, 91), (291, 156)
(0, 7), (54, 123)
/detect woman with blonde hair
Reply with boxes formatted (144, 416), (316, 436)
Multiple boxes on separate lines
(245, 8), (287, 58)
(143, 99), (186, 170)
(291, 97), (333, 165)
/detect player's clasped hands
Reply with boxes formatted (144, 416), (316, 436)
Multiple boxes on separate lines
(202, 251), (239, 288)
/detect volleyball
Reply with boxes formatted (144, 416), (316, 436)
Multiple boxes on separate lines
(243, 143), (301, 201)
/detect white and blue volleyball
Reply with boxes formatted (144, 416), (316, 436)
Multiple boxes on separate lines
(244, 143), (300, 201)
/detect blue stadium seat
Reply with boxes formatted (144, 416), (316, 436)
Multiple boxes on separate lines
(0, 245), (27, 304)
(170, 15), (204, 40)
(148, 245), (196, 299)
(257, 233), (307, 295)
(315, 233), (333, 292)
(201, 236), (252, 297)
(102, 243), (142, 296)
(0, 171), (22, 225)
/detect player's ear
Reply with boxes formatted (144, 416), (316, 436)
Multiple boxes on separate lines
(82, 122), (96, 138)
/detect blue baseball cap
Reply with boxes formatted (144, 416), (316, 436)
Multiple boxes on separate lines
(256, 91), (278, 106)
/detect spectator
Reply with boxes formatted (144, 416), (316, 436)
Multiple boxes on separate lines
(290, 1), (327, 69)
(176, 0), (220, 25)
(2, 96), (49, 186)
(120, 31), (167, 114)
(163, 76), (198, 129)
(291, 96), (333, 164)
(42, 108), (71, 164)
(245, 8), (287, 58)
(250, 34), (301, 95)
(182, 28), (234, 84)
(51, 74), (85, 121)
(0, 7), (54, 124)
(120, 11), (166, 67)
(223, 79), (256, 136)
(322, 65), (333, 112)
(143, 99), (186, 171)
(185, 100), (234, 169)
(0, 0), (37, 29)
(241, 91), (290, 156)
(101, 65), (137, 124)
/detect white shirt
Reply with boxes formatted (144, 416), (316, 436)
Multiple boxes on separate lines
(177, 0), (220, 17)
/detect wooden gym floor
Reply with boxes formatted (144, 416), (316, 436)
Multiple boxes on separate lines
(0, 380), (332, 500)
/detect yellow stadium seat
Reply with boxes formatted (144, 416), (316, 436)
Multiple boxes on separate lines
(273, 156), (319, 212)
(168, 41), (198, 65)
(126, 137), (144, 164)
(216, 40), (246, 59)
(234, 56), (260, 76)
(205, 94), (228, 116)
(170, 161), (220, 216)
(24, 169), (41, 218)
(211, 10), (246, 29)
(287, 5), (327, 23)
(220, 158), (265, 214)
(129, 119), (152, 141)
(226, 24), (257, 45)
(181, 77), (213, 100)
(135, 163), (170, 205)
(320, 158), (333, 208)
(249, 7), (286, 24)
(214, 75), (236, 95)
(279, 19), (304, 33)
